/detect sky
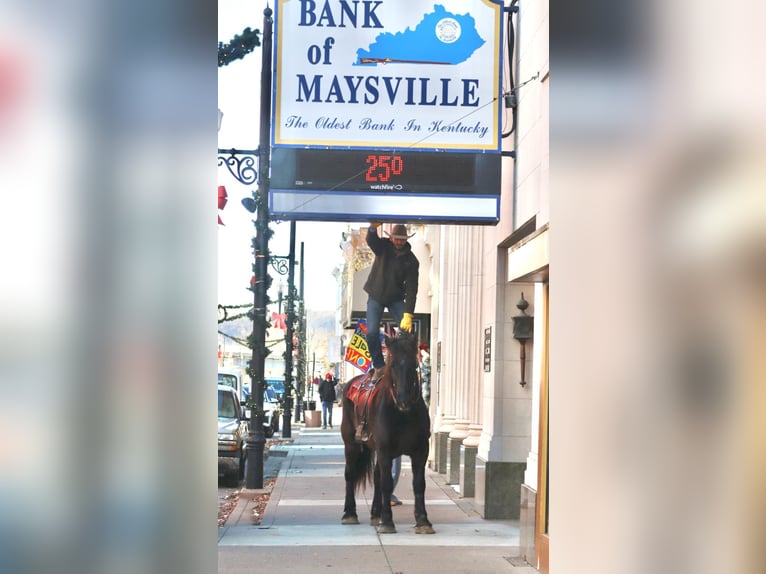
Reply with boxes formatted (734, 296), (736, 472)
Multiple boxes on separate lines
(218, 1), (354, 311)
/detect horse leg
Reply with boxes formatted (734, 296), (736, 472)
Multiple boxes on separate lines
(410, 450), (435, 534)
(375, 453), (396, 533)
(341, 438), (360, 525)
(369, 454), (382, 526)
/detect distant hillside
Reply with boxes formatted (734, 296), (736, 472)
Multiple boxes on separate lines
(219, 316), (251, 342)
(219, 308), (337, 362)
(219, 309), (335, 340)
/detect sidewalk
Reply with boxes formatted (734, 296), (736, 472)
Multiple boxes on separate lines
(218, 408), (537, 573)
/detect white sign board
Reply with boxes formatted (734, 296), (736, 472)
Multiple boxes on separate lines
(273, 0), (503, 151)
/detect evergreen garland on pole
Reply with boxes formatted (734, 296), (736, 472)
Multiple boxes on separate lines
(218, 27), (261, 67)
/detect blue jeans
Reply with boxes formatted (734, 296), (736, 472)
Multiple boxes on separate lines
(392, 455), (401, 489)
(321, 401), (333, 427)
(390, 456), (402, 502)
(365, 298), (405, 369)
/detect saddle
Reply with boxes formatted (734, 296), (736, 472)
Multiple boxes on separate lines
(347, 373), (384, 423)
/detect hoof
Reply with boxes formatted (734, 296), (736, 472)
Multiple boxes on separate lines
(377, 523), (396, 534)
(415, 524), (435, 534)
(369, 517), (380, 526)
(341, 515), (360, 525)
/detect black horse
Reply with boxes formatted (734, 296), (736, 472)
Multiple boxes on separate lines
(340, 332), (434, 534)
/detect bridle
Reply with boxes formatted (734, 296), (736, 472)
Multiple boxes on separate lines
(388, 357), (421, 412)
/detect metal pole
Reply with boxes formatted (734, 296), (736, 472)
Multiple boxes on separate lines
(295, 241), (305, 423)
(245, 5), (272, 490)
(282, 221), (296, 437)
(311, 352), (316, 404)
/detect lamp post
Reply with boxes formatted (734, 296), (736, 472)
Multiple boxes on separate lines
(281, 221), (296, 437)
(243, 5), (273, 490)
(294, 241), (305, 423)
(267, 221), (297, 437)
(310, 351), (316, 405)
(217, 5), (274, 490)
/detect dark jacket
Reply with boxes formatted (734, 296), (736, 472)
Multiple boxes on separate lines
(363, 227), (419, 313)
(318, 379), (336, 403)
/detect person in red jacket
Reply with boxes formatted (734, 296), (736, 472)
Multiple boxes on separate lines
(363, 223), (419, 383)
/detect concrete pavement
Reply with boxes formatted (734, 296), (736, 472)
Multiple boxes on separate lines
(218, 408), (537, 573)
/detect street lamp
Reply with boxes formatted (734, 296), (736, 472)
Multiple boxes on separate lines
(214, 5), (275, 491)
(270, 222), (297, 438)
(244, 5), (273, 490)
(282, 222), (296, 437)
(294, 241), (306, 423)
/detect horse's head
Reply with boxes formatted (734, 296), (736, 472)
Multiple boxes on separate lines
(384, 332), (421, 412)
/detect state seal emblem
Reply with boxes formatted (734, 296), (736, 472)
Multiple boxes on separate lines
(435, 17), (461, 44)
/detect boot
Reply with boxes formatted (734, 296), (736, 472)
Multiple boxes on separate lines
(370, 367), (385, 383)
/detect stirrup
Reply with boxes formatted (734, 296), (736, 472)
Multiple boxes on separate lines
(355, 423), (369, 442)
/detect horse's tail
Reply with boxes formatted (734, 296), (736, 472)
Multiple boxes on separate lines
(349, 444), (375, 494)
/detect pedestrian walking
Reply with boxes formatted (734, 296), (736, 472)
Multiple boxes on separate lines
(318, 373), (337, 429)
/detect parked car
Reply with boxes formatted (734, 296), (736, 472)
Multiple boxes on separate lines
(266, 379), (285, 400)
(263, 385), (282, 438)
(218, 384), (248, 485)
(241, 384), (282, 438)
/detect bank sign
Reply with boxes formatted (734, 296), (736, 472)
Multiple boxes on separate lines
(270, 0), (504, 223)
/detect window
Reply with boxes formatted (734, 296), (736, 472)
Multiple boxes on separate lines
(218, 390), (237, 418)
(218, 373), (237, 390)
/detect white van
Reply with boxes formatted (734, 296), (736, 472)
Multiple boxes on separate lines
(217, 367), (245, 399)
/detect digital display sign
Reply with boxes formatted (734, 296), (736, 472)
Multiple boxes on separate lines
(270, 148), (499, 195)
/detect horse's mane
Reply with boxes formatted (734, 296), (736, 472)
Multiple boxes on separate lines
(384, 331), (419, 359)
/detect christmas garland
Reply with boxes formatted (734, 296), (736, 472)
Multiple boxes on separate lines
(218, 330), (285, 349)
(218, 27), (261, 67)
(218, 303), (252, 324)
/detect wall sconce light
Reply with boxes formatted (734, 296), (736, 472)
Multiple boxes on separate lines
(512, 292), (534, 387)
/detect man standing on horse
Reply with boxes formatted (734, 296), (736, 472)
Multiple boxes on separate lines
(363, 222), (419, 383)
(355, 223), (419, 443)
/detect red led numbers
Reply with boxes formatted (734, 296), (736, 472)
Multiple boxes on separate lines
(364, 154), (404, 182)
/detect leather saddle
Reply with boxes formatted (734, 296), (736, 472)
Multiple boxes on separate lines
(346, 373), (384, 424)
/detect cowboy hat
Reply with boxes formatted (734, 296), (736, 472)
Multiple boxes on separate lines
(384, 224), (415, 239)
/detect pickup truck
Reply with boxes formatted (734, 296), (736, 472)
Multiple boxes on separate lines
(218, 369), (281, 437)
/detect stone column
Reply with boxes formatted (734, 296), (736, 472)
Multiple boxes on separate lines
(435, 415), (455, 475)
(460, 424), (482, 498)
(428, 410), (446, 471)
(448, 420), (470, 485)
